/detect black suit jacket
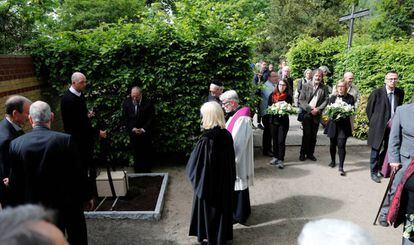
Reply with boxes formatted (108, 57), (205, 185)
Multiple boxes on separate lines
(9, 126), (89, 208)
(366, 86), (404, 149)
(122, 97), (154, 136)
(61, 89), (98, 151)
(0, 119), (23, 203)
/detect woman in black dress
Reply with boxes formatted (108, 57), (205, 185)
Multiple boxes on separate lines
(186, 101), (236, 245)
(268, 80), (293, 169)
(326, 80), (355, 176)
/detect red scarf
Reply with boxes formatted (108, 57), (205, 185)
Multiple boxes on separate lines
(272, 91), (288, 103)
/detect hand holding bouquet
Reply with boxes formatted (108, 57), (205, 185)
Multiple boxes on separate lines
(324, 99), (355, 121)
(267, 101), (298, 116)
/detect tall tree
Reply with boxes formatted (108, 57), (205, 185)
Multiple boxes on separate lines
(369, 0), (414, 40)
(256, 0), (349, 62)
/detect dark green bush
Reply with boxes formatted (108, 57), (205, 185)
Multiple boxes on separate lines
(30, 7), (256, 165)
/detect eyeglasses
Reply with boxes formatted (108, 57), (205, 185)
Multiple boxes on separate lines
(278, 84), (287, 87)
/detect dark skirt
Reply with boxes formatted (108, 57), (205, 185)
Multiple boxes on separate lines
(189, 195), (233, 245)
(233, 188), (251, 224)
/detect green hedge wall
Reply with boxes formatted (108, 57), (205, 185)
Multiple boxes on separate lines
(287, 35), (414, 139)
(30, 17), (254, 164)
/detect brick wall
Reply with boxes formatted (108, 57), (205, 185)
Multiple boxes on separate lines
(0, 55), (63, 131)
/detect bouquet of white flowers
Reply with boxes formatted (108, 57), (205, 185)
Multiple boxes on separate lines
(267, 101), (298, 116)
(324, 99), (355, 121)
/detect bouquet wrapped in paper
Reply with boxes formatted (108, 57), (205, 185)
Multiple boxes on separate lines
(267, 101), (298, 116)
(324, 99), (355, 121)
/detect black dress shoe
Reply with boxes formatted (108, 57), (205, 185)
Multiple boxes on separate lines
(307, 155), (317, 161)
(371, 174), (381, 183)
(339, 169), (346, 176)
(329, 162), (336, 168)
(379, 216), (389, 227)
(299, 155), (306, 161)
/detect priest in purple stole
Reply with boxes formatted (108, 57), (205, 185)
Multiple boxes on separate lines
(220, 90), (254, 225)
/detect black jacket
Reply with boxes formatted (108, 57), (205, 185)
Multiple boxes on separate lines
(0, 119), (23, 203)
(60, 89), (98, 151)
(326, 94), (355, 139)
(366, 86), (404, 149)
(267, 92), (293, 125)
(9, 126), (90, 208)
(122, 97), (154, 136)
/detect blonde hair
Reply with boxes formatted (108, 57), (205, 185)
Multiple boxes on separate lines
(200, 102), (226, 130)
(335, 79), (348, 95)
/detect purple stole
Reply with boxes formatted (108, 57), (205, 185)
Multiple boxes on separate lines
(227, 107), (250, 134)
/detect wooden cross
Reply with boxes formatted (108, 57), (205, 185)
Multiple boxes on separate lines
(339, 5), (370, 51)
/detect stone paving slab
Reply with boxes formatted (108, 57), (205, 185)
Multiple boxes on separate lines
(87, 145), (400, 245)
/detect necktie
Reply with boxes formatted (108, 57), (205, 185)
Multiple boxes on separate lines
(388, 92), (394, 116)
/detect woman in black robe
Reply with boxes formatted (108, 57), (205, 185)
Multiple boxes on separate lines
(186, 101), (236, 245)
(326, 80), (355, 176)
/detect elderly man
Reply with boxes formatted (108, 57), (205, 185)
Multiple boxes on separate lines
(207, 81), (224, 104)
(0, 205), (67, 245)
(378, 100), (414, 228)
(9, 101), (93, 245)
(0, 95), (31, 208)
(299, 69), (330, 161)
(261, 71), (278, 156)
(61, 72), (106, 197)
(366, 71), (404, 183)
(122, 86), (155, 173)
(220, 90), (254, 225)
(281, 66), (293, 95)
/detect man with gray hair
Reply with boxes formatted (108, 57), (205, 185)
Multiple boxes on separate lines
(220, 90), (254, 225)
(61, 72), (106, 197)
(0, 204), (67, 245)
(0, 95), (31, 208)
(9, 101), (92, 245)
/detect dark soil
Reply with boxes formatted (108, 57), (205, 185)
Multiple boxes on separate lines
(95, 176), (163, 211)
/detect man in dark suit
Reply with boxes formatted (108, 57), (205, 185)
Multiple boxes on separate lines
(60, 72), (107, 197)
(299, 69), (329, 161)
(366, 71), (404, 183)
(9, 101), (93, 245)
(0, 95), (31, 208)
(122, 86), (155, 172)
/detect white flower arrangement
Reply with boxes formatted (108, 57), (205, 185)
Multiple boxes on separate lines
(324, 98), (355, 121)
(267, 101), (298, 116)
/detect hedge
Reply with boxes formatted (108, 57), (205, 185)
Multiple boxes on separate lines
(29, 9), (255, 165)
(287, 35), (414, 139)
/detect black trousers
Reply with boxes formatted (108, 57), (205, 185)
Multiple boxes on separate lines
(300, 115), (320, 157)
(370, 128), (390, 175)
(329, 137), (347, 170)
(270, 121), (289, 161)
(57, 205), (88, 245)
(262, 115), (272, 154)
(233, 188), (251, 224)
(131, 134), (152, 172)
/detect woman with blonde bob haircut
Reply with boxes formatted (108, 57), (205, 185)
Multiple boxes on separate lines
(200, 101), (226, 130)
(187, 101), (236, 245)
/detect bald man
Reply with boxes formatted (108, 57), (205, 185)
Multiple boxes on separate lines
(61, 72), (106, 198)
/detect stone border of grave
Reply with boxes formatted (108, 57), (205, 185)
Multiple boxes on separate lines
(84, 172), (169, 220)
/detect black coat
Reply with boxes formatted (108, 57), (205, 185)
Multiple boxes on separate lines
(0, 119), (23, 203)
(122, 97), (154, 137)
(366, 86), (404, 150)
(326, 94), (355, 139)
(186, 127), (236, 244)
(8, 126), (90, 208)
(61, 90), (98, 150)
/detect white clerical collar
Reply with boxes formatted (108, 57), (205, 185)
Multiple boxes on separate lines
(386, 87), (394, 94)
(69, 86), (82, 97)
(5, 116), (22, 131)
